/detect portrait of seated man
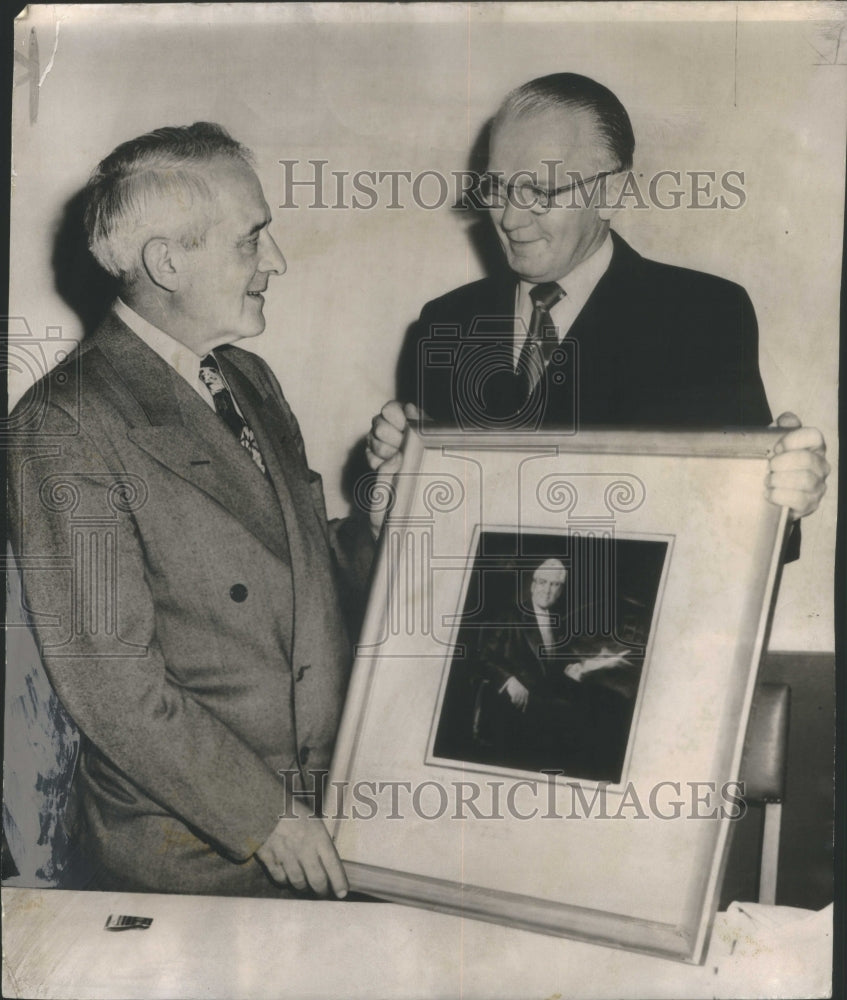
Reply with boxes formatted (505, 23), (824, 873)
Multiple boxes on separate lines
(433, 535), (668, 783)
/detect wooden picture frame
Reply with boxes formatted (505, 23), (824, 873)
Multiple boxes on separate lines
(330, 428), (789, 964)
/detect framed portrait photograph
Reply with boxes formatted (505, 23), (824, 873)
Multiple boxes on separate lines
(430, 527), (668, 785)
(329, 427), (791, 964)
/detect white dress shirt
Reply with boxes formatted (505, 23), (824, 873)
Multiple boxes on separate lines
(533, 601), (557, 652)
(113, 298), (217, 412)
(513, 234), (614, 368)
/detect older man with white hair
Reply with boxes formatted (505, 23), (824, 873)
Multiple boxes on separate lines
(472, 558), (635, 781)
(7, 123), (380, 898)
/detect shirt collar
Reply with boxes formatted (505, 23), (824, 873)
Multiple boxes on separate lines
(113, 298), (206, 387)
(517, 232), (614, 322)
(532, 601), (555, 623)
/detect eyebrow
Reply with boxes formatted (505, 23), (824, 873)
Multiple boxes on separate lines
(242, 216), (271, 239)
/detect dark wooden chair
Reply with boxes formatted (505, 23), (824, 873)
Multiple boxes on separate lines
(738, 683), (791, 904)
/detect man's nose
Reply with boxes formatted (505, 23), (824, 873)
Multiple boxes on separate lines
(499, 195), (534, 233)
(259, 232), (287, 275)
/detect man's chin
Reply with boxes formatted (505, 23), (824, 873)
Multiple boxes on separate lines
(504, 252), (554, 283)
(240, 306), (267, 339)
(231, 322), (265, 342)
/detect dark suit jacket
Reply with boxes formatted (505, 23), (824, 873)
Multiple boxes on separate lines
(476, 609), (634, 781)
(479, 607), (637, 698)
(397, 230), (802, 557)
(7, 314), (374, 896)
(398, 230), (772, 430)
(479, 608), (568, 693)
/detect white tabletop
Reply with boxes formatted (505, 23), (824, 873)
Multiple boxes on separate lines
(1, 888), (832, 1000)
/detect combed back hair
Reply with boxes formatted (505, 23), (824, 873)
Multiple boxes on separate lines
(533, 558), (567, 582)
(494, 73), (635, 172)
(83, 122), (255, 280)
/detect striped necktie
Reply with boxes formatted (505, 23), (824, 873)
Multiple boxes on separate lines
(517, 281), (566, 399)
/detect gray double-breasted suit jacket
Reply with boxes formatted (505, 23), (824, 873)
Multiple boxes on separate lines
(7, 313), (374, 895)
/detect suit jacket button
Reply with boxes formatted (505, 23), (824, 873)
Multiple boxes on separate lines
(300, 745), (311, 765)
(229, 583), (248, 602)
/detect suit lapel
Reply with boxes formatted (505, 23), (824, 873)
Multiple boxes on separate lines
(216, 352), (326, 544)
(549, 231), (643, 426)
(467, 276), (524, 418)
(566, 231), (641, 345)
(469, 276), (518, 340)
(93, 317), (291, 564)
(519, 609), (547, 677)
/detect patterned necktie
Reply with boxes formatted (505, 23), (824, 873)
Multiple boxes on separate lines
(517, 281), (566, 399)
(199, 354), (267, 475)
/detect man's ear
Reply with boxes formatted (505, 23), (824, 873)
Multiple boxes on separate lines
(141, 237), (182, 292)
(598, 171), (627, 221)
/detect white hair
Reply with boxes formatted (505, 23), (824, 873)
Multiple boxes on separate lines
(83, 122), (254, 281)
(533, 558), (567, 582)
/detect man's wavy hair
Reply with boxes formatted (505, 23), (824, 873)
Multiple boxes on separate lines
(493, 73), (635, 173)
(83, 122), (254, 280)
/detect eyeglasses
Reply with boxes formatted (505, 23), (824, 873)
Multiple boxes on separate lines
(476, 170), (618, 214)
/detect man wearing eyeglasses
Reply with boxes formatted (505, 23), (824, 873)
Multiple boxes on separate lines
(368, 72), (828, 527)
